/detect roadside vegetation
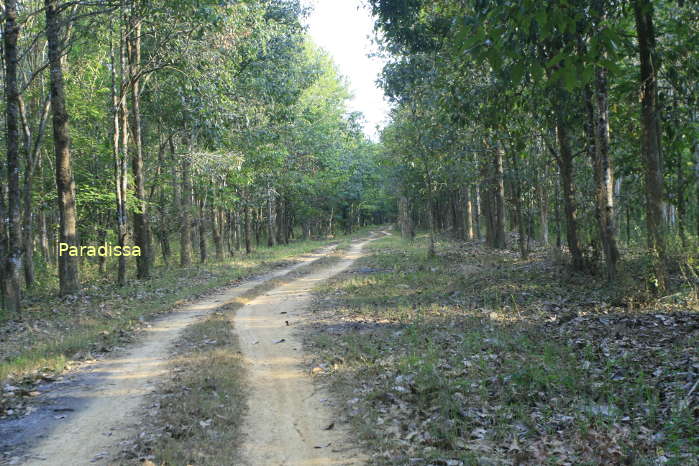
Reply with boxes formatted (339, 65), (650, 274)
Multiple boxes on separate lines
(0, 234), (356, 418)
(307, 233), (698, 465)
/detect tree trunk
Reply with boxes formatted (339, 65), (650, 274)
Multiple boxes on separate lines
(157, 140), (170, 265)
(493, 145), (507, 249)
(464, 186), (474, 240)
(116, 16), (130, 287)
(180, 154), (193, 266)
(537, 172), (549, 245)
(592, 68), (620, 280)
(198, 197), (207, 263)
(398, 194), (414, 240)
(129, 16), (150, 279)
(267, 184), (276, 247)
(510, 151), (528, 259)
(634, 0), (667, 292)
(556, 117), (583, 270)
(97, 223), (107, 274)
(474, 184), (481, 240)
(4, 0), (23, 313)
(212, 206), (224, 261)
(46, 0), (79, 295)
(18, 96), (49, 290)
(39, 210), (50, 262)
(452, 190), (465, 240)
(244, 202), (252, 254)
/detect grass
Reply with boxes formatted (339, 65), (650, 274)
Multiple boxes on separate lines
(0, 231), (368, 386)
(306, 233), (699, 465)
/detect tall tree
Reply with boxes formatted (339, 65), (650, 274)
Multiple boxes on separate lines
(46, 0), (79, 295)
(4, 0), (22, 313)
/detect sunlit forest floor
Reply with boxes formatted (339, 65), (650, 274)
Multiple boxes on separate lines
(306, 233), (699, 465)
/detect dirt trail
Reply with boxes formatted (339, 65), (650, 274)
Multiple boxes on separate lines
(4, 245), (338, 466)
(234, 236), (377, 466)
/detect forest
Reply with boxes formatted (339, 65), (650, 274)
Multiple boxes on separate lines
(0, 0), (697, 465)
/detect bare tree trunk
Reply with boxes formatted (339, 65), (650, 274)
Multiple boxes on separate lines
(129, 15), (150, 279)
(244, 201), (252, 255)
(46, 0), (79, 295)
(267, 184), (276, 247)
(39, 210), (50, 261)
(493, 145), (506, 249)
(634, 0), (667, 292)
(18, 96), (49, 289)
(464, 186), (473, 240)
(115, 14), (130, 286)
(97, 223), (107, 274)
(198, 197), (207, 263)
(510, 151), (528, 259)
(452, 189), (465, 240)
(212, 206), (224, 261)
(474, 184), (481, 240)
(398, 194), (413, 240)
(556, 117), (583, 270)
(537, 173), (549, 245)
(157, 139), (170, 265)
(180, 152), (193, 267)
(593, 68), (620, 280)
(4, 0), (22, 312)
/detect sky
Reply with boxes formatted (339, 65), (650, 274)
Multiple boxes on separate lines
(304, 0), (391, 140)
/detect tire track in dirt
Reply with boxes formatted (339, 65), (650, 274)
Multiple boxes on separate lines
(234, 235), (384, 466)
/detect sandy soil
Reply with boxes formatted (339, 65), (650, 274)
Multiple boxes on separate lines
(234, 237), (378, 466)
(2, 245), (338, 466)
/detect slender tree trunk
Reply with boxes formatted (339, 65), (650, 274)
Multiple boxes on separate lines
(464, 186), (474, 240)
(198, 197), (207, 263)
(46, 0), (79, 295)
(556, 118), (583, 270)
(592, 68), (620, 280)
(494, 145), (506, 249)
(634, 0), (667, 292)
(537, 173), (549, 245)
(452, 189), (465, 240)
(398, 194), (413, 240)
(129, 16), (150, 279)
(116, 16), (130, 286)
(212, 206), (224, 261)
(18, 96), (49, 289)
(156, 140), (170, 265)
(267, 184), (276, 247)
(244, 201), (252, 255)
(474, 185), (481, 240)
(39, 210), (50, 261)
(510, 152), (528, 259)
(97, 223), (107, 274)
(180, 152), (193, 267)
(4, 0), (22, 312)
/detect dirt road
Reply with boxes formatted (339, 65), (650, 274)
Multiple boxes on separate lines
(234, 237), (375, 466)
(2, 244), (341, 466)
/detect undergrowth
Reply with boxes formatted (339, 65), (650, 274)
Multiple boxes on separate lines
(307, 233), (698, 465)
